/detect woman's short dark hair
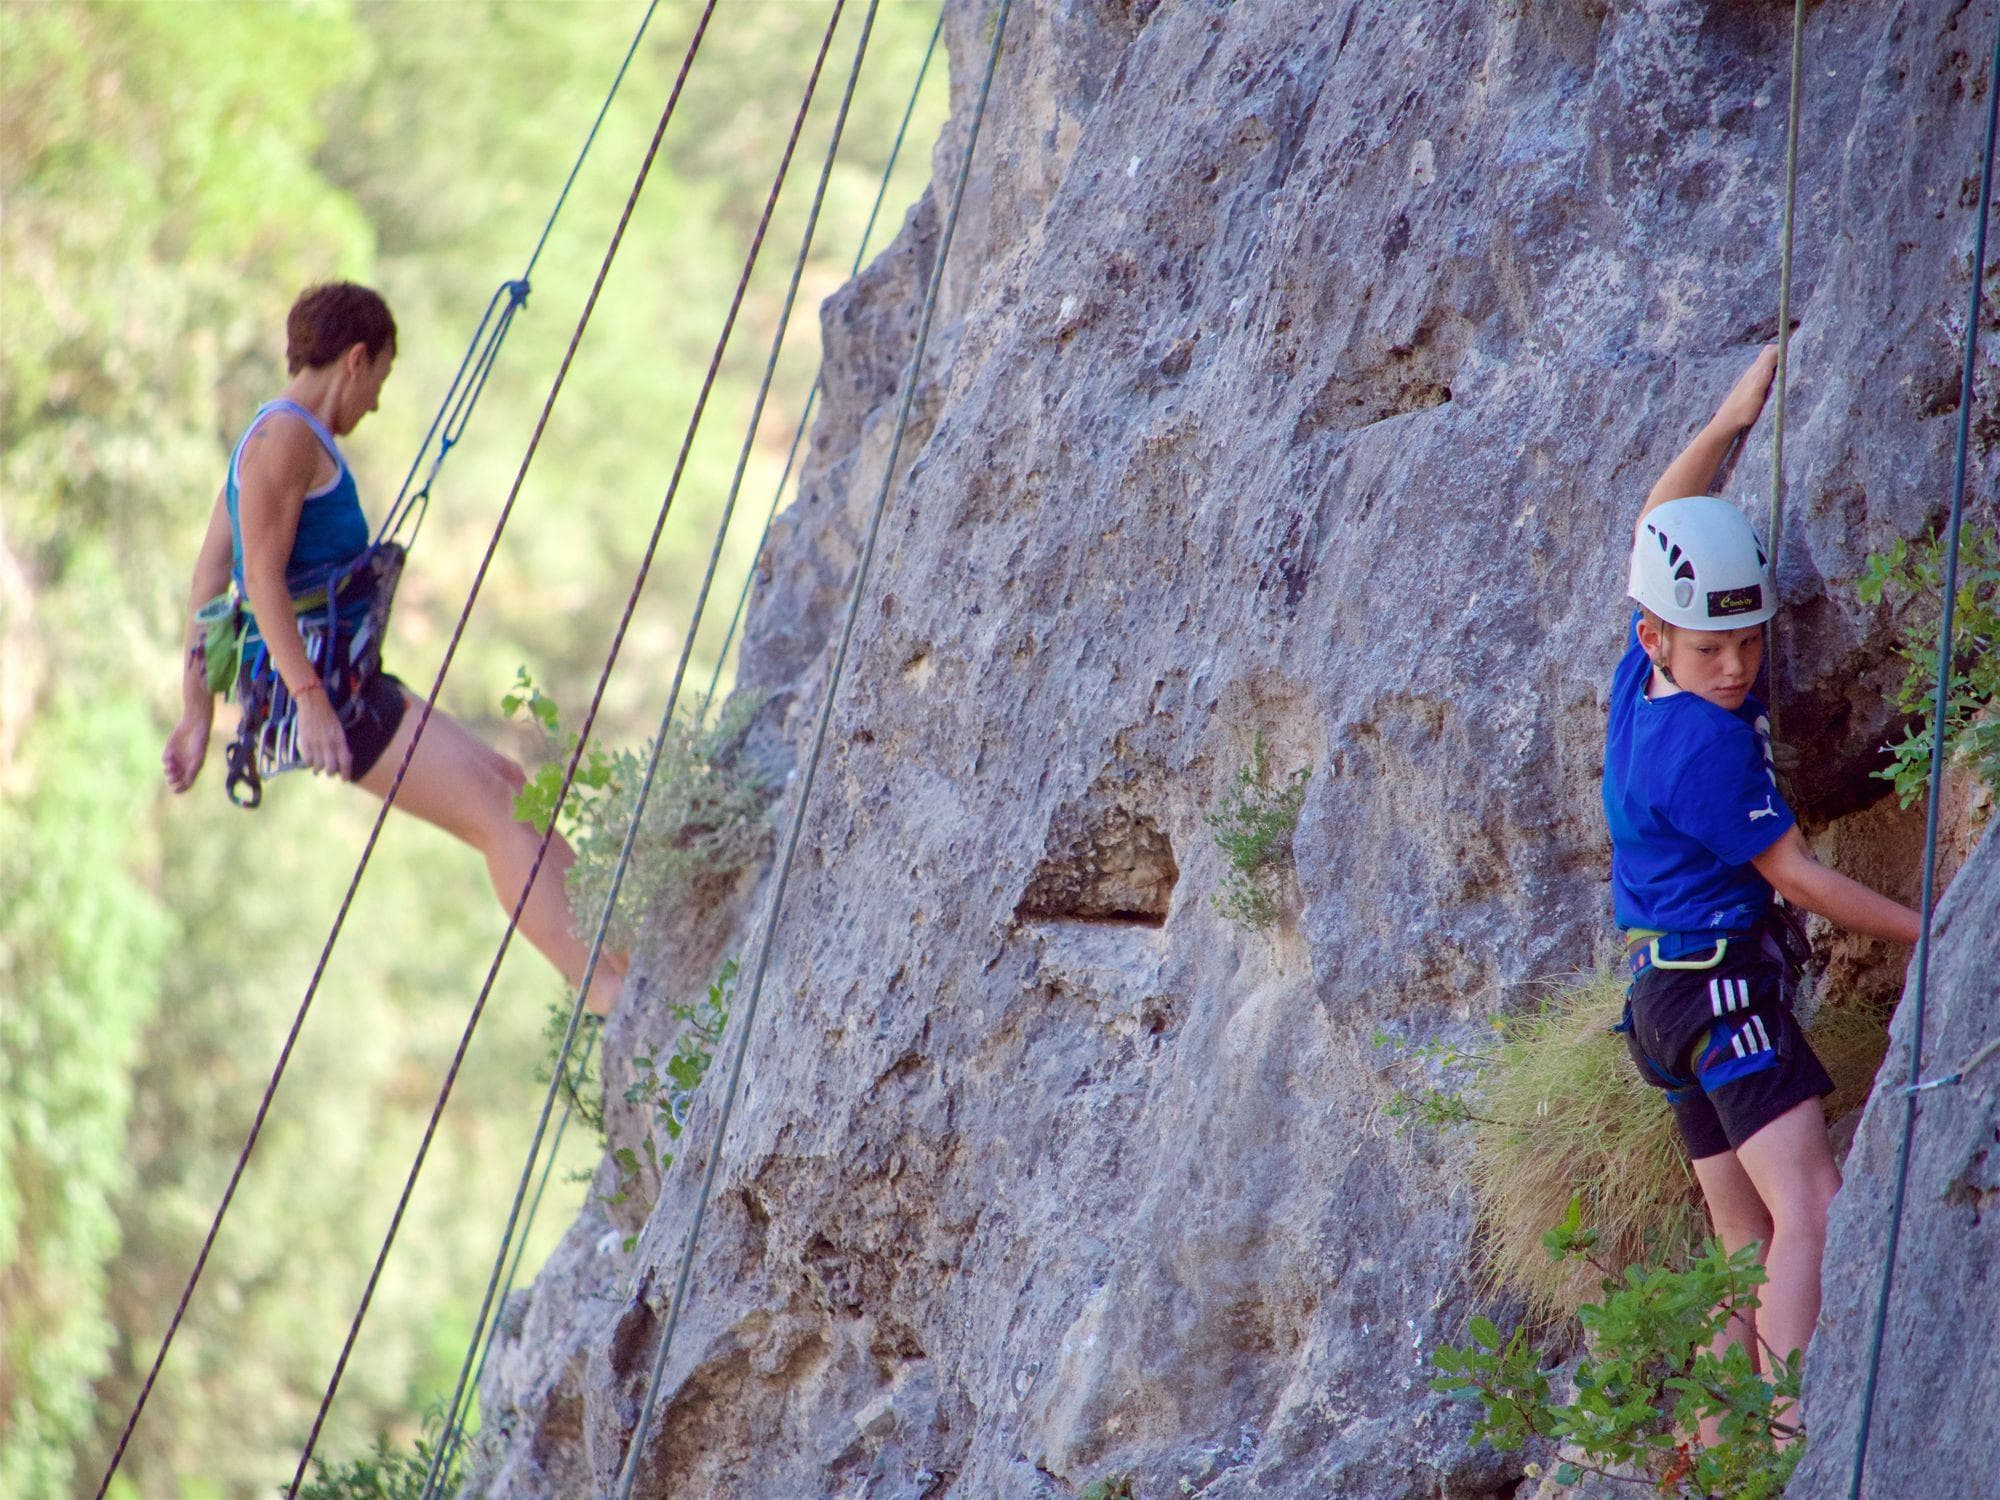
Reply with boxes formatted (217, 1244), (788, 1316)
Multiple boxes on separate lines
(286, 282), (397, 373)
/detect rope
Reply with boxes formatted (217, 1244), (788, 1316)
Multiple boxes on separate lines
(90, 6), (691, 1491)
(698, 5), (944, 716)
(613, 3), (1016, 1491)
(1844, 12), (2000, 1496)
(421, 1023), (598, 1494)
(417, 4), (902, 1486)
(282, 4), (851, 1490)
(1764, 0), (1806, 749)
(378, 0), (662, 550)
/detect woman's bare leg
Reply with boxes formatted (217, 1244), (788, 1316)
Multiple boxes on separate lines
(356, 691), (628, 1015)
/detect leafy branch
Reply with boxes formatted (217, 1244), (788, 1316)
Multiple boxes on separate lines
(1857, 523), (2000, 807)
(1432, 1200), (1802, 1499)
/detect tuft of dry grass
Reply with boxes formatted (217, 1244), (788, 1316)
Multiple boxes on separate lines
(1465, 970), (1890, 1325)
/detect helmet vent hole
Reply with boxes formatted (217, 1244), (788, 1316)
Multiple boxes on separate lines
(1674, 580), (1695, 609)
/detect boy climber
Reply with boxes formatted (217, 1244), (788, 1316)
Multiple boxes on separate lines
(1605, 345), (1922, 1403)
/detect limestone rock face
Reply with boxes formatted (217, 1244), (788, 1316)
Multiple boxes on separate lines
(471, 1), (1999, 1495)
(1787, 825), (2000, 1500)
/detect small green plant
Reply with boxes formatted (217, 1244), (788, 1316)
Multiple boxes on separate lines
(294, 1410), (462, 1500)
(1432, 1201), (1801, 1499)
(535, 1000), (604, 1141)
(1204, 732), (1310, 931)
(502, 666), (621, 838)
(1374, 972), (1888, 1322)
(1370, 1028), (1501, 1131)
(1857, 522), (2000, 807)
(606, 958), (737, 1211)
(503, 669), (771, 947)
(1078, 1476), (1135, 1500)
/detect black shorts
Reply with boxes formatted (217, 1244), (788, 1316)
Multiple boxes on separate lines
(344, 671), (409, 781)
(1624, 946), (1833, 1161)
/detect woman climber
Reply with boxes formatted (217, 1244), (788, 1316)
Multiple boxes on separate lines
(161, 281), (626, 1015)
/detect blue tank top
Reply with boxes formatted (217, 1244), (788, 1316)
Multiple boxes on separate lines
(225, 398), (370, 633)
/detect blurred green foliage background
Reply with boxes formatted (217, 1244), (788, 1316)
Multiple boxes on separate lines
(0, 2), (944, 1493)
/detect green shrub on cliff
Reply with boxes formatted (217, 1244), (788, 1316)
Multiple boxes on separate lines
(1205, 733), (1311, 931)
(504, 672), (771, 951)
(1858, 522), (2000, 807)
(1433, 1204), (1801, 1499)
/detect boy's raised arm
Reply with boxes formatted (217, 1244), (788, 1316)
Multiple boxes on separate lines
(1637, 345), (1782, 537)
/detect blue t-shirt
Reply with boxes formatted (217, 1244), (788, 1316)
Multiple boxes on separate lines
(1603, 613), (1794, 933)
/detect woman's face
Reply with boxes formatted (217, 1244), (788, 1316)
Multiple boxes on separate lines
(334, 343), (394, 435)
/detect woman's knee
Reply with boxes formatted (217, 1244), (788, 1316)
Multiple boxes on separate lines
(493, 752), (528, 794)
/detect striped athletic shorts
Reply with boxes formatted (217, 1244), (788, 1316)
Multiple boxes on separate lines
(1623, 947), (1833, 1161)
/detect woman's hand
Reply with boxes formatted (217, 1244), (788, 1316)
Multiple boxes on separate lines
(294, 686), (354, 780)
(163, 709), (213, 792)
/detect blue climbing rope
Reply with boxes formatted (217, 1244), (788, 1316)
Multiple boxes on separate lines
(613, 2), (1017, 1491)
(1844, 10), (2000, 1497)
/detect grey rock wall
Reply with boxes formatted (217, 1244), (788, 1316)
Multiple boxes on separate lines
(1787, 826), (2000, 1498)
(471, 1), (2000, 1495)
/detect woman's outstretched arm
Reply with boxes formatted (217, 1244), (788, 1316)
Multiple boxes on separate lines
(163, 487), (235, 792)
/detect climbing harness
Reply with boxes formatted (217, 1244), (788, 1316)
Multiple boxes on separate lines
(212, 541), (406, 806)
(1845, 7), (2000, 1496)
(419, 5), (934, 1491)
(92, 4), (678, 1492)
(613, 1), (1016, 1489)
(283, 3), (864, 1491)
(1617, 903), (1814, 1102)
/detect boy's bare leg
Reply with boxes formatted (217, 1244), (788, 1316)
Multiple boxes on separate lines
(1731, 1097), (1840, 1431)
(357, 691), (629, 1015)
(1691, 1148), (1774, 1444)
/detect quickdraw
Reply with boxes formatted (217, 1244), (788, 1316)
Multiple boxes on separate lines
(219, 541), (405, 808)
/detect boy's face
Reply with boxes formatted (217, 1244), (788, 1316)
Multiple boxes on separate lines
(1637, 619), (1764, 712)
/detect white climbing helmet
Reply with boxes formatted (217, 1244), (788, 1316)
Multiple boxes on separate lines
(1628, 495), (1776, 630)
